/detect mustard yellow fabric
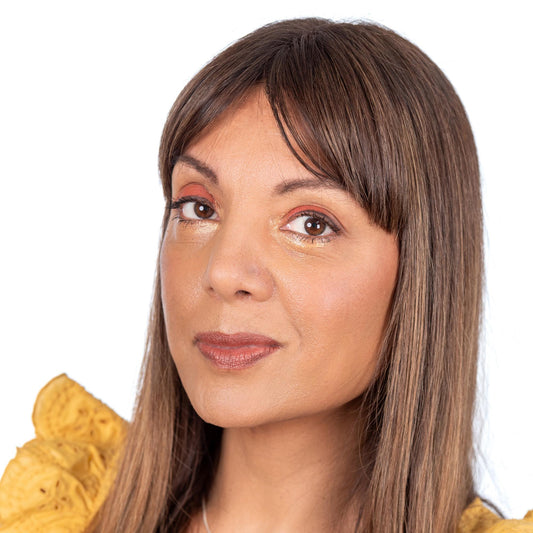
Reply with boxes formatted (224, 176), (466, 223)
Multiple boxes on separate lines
(457, 498), (533, 533)
(0, 375), (127, 532)
(0, 375), (531, 532)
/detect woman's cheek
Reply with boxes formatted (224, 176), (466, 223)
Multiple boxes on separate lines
(161, 246), (197, 319)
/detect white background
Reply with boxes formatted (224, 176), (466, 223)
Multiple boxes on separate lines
(1, 0), (531, 519)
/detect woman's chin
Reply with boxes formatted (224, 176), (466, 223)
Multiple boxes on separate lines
(196, 410), (271, 429)
(189, 393), (277, 429)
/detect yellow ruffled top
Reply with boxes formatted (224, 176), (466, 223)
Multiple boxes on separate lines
(0, 375), (531, 532)
(0, 375), (127, 532)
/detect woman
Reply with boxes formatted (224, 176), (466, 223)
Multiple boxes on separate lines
(0, 17), (531, 533)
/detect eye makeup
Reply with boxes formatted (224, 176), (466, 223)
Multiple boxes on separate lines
(281, 205), (342, 243)
(169, 181), (343, 245)
(174, 183), (216, 204)
(170, 183), (218, 223)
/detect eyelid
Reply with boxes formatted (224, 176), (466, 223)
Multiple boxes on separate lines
(169, 195), (219, 222)
(279, 207), (343, 245)
(284, 205), (342, 232)
(175, 183), (216, 205)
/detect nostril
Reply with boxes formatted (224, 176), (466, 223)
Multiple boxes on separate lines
(203, 257), (274, 302)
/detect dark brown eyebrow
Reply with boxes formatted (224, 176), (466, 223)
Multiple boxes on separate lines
(273, 177), (346, 195)
(174, 155), (218, 184)
(175, 154), (344, 195)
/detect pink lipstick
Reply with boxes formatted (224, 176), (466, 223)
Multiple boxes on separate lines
(194, 331), (281, 369)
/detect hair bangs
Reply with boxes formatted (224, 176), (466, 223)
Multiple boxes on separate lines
(262, 24), (408, 234)
(161, 21), (408, 234)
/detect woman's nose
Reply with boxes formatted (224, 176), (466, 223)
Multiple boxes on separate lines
(201, 225), (275, 302)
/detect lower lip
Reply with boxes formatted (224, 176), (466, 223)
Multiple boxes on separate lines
(196, 342), (280, 369)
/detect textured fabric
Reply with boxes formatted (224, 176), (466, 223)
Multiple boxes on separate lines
(0, 376), (531, 532)
(0, 375), (127, 532)
(458, 498), (533, 533)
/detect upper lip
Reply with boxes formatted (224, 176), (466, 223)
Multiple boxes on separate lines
(194, 331), (281, 347)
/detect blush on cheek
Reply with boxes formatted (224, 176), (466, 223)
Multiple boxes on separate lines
(315, 267), (393, 352)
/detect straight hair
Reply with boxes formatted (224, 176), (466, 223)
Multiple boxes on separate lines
(90, 17), (483, 533)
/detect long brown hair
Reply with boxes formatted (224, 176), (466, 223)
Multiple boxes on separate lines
(91, 18), (483, 532)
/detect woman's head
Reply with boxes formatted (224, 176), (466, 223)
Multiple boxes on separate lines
(158, 13), (482, 457)
(93, 18), (483, 533)
(160, 87), (399, 429)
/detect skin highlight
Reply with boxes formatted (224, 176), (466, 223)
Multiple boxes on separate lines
(160, 89), (399, 532)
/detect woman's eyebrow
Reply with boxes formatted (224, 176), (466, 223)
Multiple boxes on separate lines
(175, 154), (343, 195)
(174, 155), (218, 184)
(273, 177), (345, 195)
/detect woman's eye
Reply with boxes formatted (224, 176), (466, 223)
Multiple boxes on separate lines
(170, 197), (217, 221)
(282, 211), (339, 239)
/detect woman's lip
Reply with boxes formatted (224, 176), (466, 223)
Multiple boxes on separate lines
(194, 331), (281, 369)
(194, 331), (281, 347)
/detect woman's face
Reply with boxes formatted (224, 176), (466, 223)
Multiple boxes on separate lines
(160, 90), (399, 428)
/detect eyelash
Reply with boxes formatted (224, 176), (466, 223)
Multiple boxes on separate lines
(284, 210), (341, 243)
(170, 196), (217, 224)
(169, 197), (341, 242)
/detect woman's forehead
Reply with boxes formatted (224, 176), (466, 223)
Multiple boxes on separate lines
(171, 98), (351, 204)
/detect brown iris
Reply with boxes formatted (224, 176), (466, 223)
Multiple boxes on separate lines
(304, 217), (326, 236)
(194, 202), (215, 219)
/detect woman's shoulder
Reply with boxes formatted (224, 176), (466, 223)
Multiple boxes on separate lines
(0, 374), (127, 532)
(459, 497), (533, 533)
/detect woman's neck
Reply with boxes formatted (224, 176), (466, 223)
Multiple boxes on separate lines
(203, 402), (364, 533)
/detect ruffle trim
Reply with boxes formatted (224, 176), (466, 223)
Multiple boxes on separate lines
(0, 375), (127, 532)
